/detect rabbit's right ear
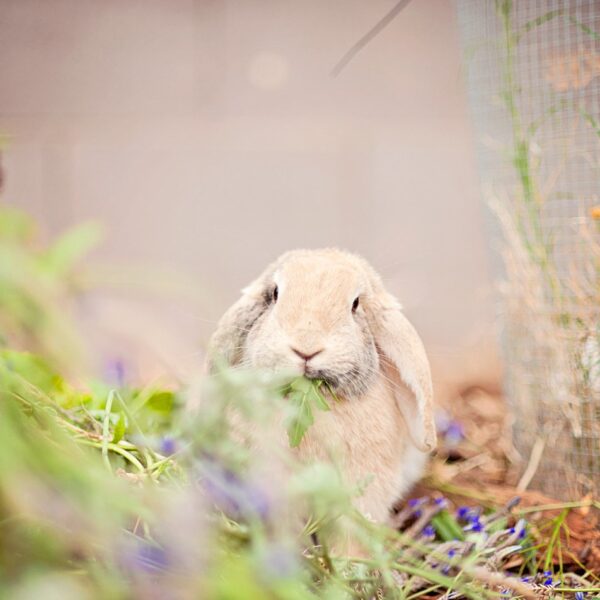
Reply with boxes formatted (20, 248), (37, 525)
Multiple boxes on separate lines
(207, 277), (268, 371)
(370, 299), (436, 452)
(358, 257), (436, 453)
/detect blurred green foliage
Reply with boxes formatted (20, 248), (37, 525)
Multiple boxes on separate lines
(0, 204), (103, 372)
(0, 203), (595, 599)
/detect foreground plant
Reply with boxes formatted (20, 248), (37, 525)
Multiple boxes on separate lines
(1, 349), (598, 599)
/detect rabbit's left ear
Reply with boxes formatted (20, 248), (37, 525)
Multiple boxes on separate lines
(368, 293), (436, 452)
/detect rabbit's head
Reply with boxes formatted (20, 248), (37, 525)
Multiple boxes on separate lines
(209, 249), (435, 452)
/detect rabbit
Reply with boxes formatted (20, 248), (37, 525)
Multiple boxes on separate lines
(207, 248), (436, 525)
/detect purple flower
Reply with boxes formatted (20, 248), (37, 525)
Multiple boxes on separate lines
(456, 506), (471, 520)
(447, 549), (456, 558)
(422, 525), (435, 537)
(464, 518), (483, 532)
(408, 497), (426, 508)
(200, 461), (271, 521)
(543, 571), (553, 586)
(105, 358), (126, 387)
(575, 592), (585, 600)
(509, 524), (527, 539)
(444, 421), (464, 447)
(460, 506), (482, 532)
(159, 436), (177, 455)
(434, 497), (448, 508)
(132, 544), (169, 573)
(413, 509), (423, 519)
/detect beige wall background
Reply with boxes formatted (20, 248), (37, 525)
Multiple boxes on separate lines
(0, 0), (501, 390)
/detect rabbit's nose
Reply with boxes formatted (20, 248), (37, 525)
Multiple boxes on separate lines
(291, 347), (323, 362)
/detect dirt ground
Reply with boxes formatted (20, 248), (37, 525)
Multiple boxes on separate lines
(423, 383), (600, 573)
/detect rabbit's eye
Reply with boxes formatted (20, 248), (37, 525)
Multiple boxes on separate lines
(352, 296), (360, 313)
(264, 285), (278, 305)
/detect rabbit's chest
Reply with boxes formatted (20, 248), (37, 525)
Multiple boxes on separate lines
(298, 378), (407, 483)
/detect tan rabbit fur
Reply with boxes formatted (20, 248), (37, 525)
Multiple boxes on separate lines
(208, 248), (436, 524)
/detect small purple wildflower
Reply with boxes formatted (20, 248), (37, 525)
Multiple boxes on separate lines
(518, 528), (527, 540)
(456, 506), (471, 520)
(464, 518), (483, 532)
(447, 549), (456, 558)
(201, 461), (271, 521)
(543, 570), (553, 586)
(133, 544), (169, 573)
(105, 358), (126, 387)
(520, 576), (532, 583)
(408, 497), (427, 508)
(422, 525), (435, 537)
(508, 527), (516, 534)
(413, 509), (423, 519)
(468, 508), (481, 521)
(434, 497), (448, 508)
(444, 421), (464, 447)
(159, 436), (177, 455)
(575, 592), (585, 600)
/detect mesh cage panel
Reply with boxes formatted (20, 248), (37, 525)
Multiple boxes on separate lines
(456, 1), (600, 499)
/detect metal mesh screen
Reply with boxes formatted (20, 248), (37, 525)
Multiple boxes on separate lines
(456, 1), (600, 499)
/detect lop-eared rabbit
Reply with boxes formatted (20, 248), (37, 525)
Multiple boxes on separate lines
(208, 248), (435, 523)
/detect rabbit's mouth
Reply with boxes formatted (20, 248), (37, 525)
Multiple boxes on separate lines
(305, 367), (339, 388)
(305, 366), (373, 398)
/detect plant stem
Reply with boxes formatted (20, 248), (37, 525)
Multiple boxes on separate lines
(101, 390), (115, 472)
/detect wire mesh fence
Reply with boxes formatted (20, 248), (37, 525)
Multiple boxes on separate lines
(456, 0), (600, 500)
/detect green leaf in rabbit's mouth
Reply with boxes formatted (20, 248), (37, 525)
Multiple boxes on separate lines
(282, 377), (336, 448)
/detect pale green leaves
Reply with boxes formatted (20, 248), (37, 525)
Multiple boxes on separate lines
(282, 377), (335, 448)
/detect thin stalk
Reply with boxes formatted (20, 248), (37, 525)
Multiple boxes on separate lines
(542, 509), (568, 572)
(516, 500), (594, 515)
(76, 438), (146, 473)
(101, 390), (116, 472)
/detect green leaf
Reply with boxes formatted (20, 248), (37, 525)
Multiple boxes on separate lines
(0, 350), (61, 393)
(311, 383), (330, 412)
(431, 510), (465, 541)
(283, 377), (331, 447)
(112, 412), (126, 443)
(145, 391), (175, 414)
(286, 392), (314, 448)
(288, 376), (313, 395)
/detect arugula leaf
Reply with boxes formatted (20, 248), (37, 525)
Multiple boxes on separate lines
(286, 392), (314, 448)
(310, 381), (331, 412)
(284, 377), (331, 448)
